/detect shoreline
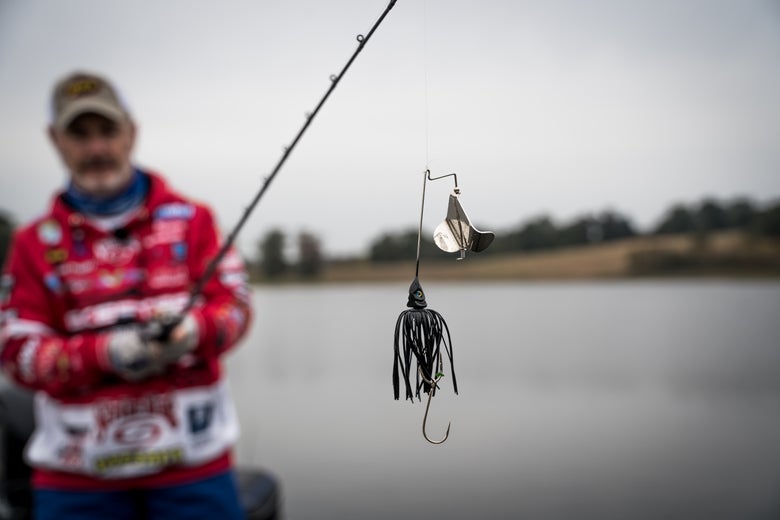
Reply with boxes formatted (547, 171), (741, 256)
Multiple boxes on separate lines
(250, 231), (780, 284)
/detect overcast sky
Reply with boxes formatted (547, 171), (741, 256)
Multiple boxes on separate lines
(1, 0), (779, 258)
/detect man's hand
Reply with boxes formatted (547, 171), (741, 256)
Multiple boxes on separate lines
(157, 312), (200, 365)
(141, 312), (200, 366)
(105, 328), (164, 382)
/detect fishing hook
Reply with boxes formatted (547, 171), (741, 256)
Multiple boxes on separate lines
(419, 367), (451, 445)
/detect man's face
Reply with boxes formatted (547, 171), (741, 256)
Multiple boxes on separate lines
(49, 113), (136, 197)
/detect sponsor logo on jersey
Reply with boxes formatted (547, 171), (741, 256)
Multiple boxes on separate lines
(98, 269), (125, 289)
(154, 203), (195, 221)
(45, 248), (68, 264)
(143, 220), (188, 248)
(66, 277), (93, 295)
(147, 266), (189, 290)
(95, 394), (177, 444)
(171, 242), (188, 262)
(44, 273), (63, 294)
(188, 403), (215, 435)
(37, 220), (62, 245)
(112, 418), (163, 446)
(94, 237), (140, 265)
(58, 260), (97, 277)
(94, 448), (184, 473)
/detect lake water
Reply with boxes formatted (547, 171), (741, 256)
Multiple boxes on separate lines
(225, 280), (780, 519)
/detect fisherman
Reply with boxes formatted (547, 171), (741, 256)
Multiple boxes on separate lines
(0, 71), (251, 519)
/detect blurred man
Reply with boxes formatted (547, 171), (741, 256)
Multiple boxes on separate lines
(0, 71), (252, 519)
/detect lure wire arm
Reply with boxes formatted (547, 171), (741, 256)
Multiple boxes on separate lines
(426, 170), (459, 188)
(415, 168), (462, 275)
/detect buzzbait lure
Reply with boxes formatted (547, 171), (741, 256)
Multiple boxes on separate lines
(393, 170), (494, 444)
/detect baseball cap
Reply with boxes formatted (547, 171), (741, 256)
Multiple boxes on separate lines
(51, 72), (131, 130)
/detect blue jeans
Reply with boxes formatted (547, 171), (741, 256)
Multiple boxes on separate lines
(34, 470), (244, 520)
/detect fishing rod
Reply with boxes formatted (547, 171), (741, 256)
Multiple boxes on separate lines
(158, 0), (397, 333)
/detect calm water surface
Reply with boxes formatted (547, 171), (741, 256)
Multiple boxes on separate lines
(225, 280), (780, 519)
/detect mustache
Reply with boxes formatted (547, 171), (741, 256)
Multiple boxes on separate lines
(78, 156), (120, 171)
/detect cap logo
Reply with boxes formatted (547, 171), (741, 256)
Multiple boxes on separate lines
(65, 79), (101, 98)
(51, 72), (127, 128)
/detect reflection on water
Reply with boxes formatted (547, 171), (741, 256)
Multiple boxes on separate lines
(225, 280), (780, 519)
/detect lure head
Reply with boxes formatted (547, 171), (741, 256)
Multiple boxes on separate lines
(406, 277), (427, 309)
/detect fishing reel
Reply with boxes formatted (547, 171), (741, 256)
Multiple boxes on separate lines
(140, 313), (183, 343)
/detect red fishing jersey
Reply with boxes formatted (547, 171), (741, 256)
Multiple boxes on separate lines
(0, 171), (252, 490)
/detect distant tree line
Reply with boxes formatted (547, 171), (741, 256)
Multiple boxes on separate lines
(654, 198), (780, 237)
(1, 197), (778, 280)
(367, 229), (445, 263)
(368, 197), (780, 261)
(253, 229), (324, 281)
(484, 210), (636, 255)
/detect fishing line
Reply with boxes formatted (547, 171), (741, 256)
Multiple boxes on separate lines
(423, 0), (430, 169)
